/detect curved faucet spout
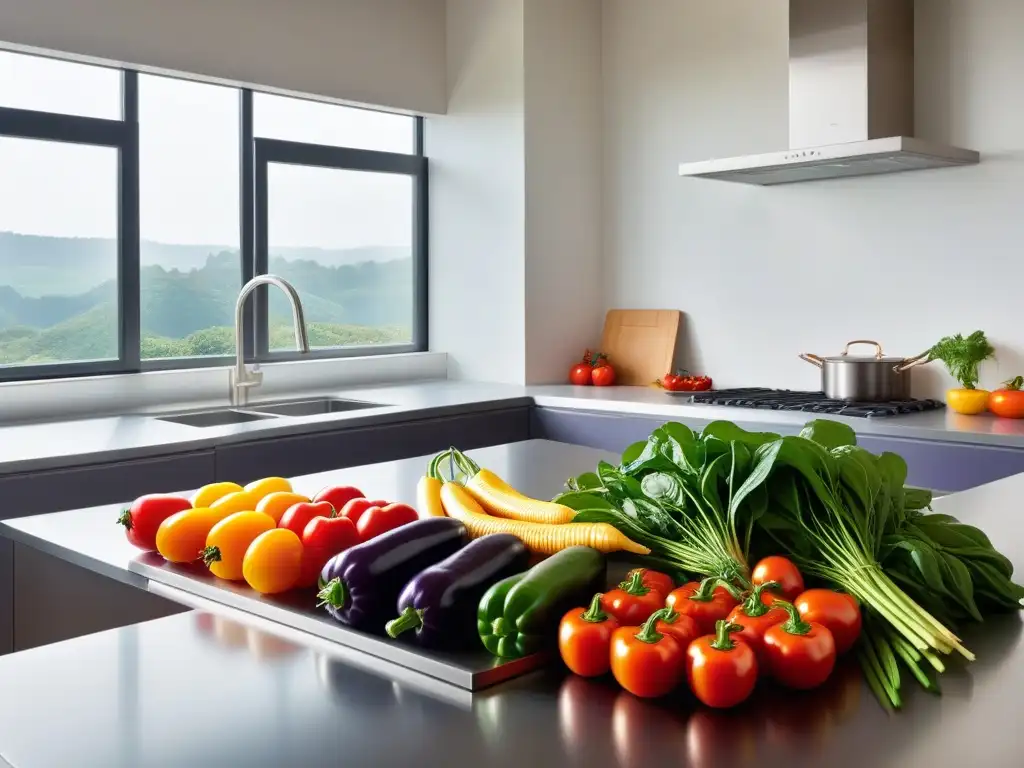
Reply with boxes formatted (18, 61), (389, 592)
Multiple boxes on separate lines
(231, 275), (310, 406)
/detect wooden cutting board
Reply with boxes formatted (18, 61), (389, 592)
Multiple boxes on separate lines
(600, 309), (681, 385)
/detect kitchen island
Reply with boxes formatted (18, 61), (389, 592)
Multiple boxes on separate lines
(1, 440), (1023, 767)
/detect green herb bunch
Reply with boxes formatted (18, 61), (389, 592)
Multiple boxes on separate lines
(928, 330), (994, 389)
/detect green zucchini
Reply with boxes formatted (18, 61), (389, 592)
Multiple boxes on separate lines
(477, 546), (606, 658)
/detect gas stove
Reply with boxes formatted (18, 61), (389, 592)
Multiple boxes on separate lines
(687, 388), (945, 419)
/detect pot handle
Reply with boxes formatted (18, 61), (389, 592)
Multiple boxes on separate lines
(894, 351), (932, 373)
(799, 353), (825, 369)
(843, 340), (884, 358)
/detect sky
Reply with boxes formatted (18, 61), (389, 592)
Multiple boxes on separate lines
(0, 50), (415, 250)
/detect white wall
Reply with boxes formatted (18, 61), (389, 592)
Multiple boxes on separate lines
(429, 0), (603, 385)
(427, 0), (527, 383)
(602, 0), (1024, 399)
(523, 0), (604, 383)
(0, 0), (447, 113)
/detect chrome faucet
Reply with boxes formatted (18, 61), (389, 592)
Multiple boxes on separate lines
(230, 275), (310, 406)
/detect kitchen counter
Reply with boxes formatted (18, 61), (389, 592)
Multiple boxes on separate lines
(2, 380), (1024, 477)
(1, 440), (1024, 767)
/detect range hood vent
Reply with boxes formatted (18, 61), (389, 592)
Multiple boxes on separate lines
(677, 0), (979, 185)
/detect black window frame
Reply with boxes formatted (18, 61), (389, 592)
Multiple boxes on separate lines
(0, 54), (428, 382)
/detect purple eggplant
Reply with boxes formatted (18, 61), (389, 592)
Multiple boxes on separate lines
(317, 517), (467, 632)
(385, 533), (530, 649)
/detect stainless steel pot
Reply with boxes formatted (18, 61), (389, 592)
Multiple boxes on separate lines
(799, 340), (931, 402)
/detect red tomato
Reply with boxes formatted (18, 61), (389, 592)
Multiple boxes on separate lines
(569, 363), (593, 386)
(686, 620), (758, 709)
(559, 594), (620, 677)
(763, 603), (836, 690)
(338, 497), (389, 525)
(794, 589), (862, 655)
(610, 610), (685, 698)
(726, 601), (788, 661)
(356, 502), (418, 541)
(661, 373), (682, 390)
(625, 568), (675, 597)
(117, 494), (192, 551)
(654, 608), (701, 649)
(278, 501), (333, 539)
(751, 556), (805, 602)
(988, 379), (1024, 419)
(311, 485), (364, 515)
(591, 364), (616, 387)
(297, 514), (360, 588)
(601, 570), (666, 625)
(665, 579), (740, 635)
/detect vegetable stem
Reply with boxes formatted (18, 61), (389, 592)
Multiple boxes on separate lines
(634, 609), (668, 644)
(581, 593), (609, 623)
(385, 606), (424, 639)
(709, 620), (743, 652)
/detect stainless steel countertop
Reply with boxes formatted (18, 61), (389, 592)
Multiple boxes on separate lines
(2, 380), (1024, 477)
(2, 441), (1024, 766)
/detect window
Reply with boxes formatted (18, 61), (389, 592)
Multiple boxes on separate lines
(0, 50), (427, 381)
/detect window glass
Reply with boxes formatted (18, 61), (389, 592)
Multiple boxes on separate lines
(265, 164), (413, 351)
(0, 50), (121, 119)
(255, 92), (413, 154)
(138, 74), (241, 360)
(0, 137), (119, 367)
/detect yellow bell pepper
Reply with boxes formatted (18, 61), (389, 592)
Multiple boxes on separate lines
(946, 388), (990, 415)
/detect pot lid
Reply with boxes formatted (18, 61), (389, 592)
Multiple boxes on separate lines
(820, 340), (907, 363)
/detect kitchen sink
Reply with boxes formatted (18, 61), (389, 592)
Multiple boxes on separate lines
(156, 409), (279, 428)
(246, 398), (386, 417)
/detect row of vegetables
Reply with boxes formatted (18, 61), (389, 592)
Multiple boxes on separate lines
(118, 418), (1023, 711)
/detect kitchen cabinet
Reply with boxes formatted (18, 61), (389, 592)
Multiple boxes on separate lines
(216, 407), (531, 484)
(531, 406), (1024, 495)
(0, 451), (214, 654)
(12, 543), (185, 652)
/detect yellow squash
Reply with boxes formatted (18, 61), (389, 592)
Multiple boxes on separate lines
(440, 483), (648, 556)
(465, 469), (577, 525)
(416, 476), (445, 517)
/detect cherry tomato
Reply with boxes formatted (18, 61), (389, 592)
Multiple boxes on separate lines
(665, 578), (740, 635)
(156, 507), (227, 563)
(298, 514), (360, 588)
(210, 490), (261, 516)
(243, 476), (293, 502)
(763, 601), (836, 689)
(725, 582), (789, 661)
(339, 497), (390, 525)
(255, 491), (310, 525)
(591, 364), (616, 387)
(279, 501), (334, 539)
(988, 378), (1024, 419)
(356, 502), (418, 541)
(117, 494), (192, 551)
(610, 609), (685, 698)
(794, 589), (862, 654)
(751, 556), (805, 602)
(686, 620), (758, 709)
(569, 363), (593, 386)
(653, 607), (701, 650)
(202, 511), (276, 581)
(601, 570), (666, 625)
(242, 528), (303, 594)
(559, 593), (621, 677)
(625, 568), (675, 597)
(660, 373), (713, 392)
(191, 481), (242, 509)
(661, 373), (682, 390)
(312, 485), (365, 513)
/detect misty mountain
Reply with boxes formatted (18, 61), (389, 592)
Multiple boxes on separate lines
(0, 231), (410, 297)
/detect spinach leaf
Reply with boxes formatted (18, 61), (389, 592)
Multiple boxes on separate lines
(729, 439), (781, 518)
(702, 420), (779, 448)
(620, 440), (649, 467)
(553, 491), (617, 512)
(800, 419), (857, 450)
(640, 471), (688, 509)
(937, 551), (982, 621)
(564, 472), (603, 492)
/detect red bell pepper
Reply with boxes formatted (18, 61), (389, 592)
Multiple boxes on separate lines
(355, 502), (418, 541)
(312, 485), (365, 515)
(279, 501), (334, 539)
(298, 514), (360, 588)
(339, 497), (389, 526)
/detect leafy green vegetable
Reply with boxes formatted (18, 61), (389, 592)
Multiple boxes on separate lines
(927, 330), (995, 389)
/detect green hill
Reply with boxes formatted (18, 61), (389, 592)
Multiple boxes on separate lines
(0, 237), (413, 365)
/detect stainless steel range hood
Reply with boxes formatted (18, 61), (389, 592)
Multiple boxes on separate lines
(677, 0), (980, 185)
